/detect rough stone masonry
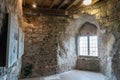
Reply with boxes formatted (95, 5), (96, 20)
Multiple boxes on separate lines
(0, 0), (23, 80)
(0, 0), (120, 80)
(21, 0), (120, 80)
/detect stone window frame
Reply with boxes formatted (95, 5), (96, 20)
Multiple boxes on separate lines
(76, 21), (100, 58)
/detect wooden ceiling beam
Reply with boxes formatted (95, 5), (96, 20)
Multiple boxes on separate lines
(66, 0), (77, 10)
(50, 0), (56, 8)
(23, 7), (69, 16)
(57, 0), (66, 9)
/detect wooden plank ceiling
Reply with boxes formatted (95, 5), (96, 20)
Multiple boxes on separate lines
(23, 0), (100, 16)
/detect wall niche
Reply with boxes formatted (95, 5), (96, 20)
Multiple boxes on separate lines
(0, 13), (24, 68)
(0, 13), (8, 66)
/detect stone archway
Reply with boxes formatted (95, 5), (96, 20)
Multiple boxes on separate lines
(76, 22), (100, 71)
(57, 14), (101, 73)
(63, 14), (117, 80)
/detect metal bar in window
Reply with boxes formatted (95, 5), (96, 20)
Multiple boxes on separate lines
(88, 36), (90, 56)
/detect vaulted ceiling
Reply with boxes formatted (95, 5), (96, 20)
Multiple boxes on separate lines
(23, 0), (100, 16)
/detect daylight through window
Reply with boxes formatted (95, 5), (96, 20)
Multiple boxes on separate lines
(79, 36), (98, 56)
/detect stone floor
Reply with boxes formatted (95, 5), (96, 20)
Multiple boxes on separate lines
(21, 70), (109, 80)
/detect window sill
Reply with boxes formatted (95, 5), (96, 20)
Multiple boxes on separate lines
(78, 56), (100, 60)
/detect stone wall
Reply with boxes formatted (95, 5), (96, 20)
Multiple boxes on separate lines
(0, 0), (23, 80)
(57, 36), (77, 72)
(0, 59), (22, 80)
(5, 0), (23, 25)
(21, 0), (120, 80)
(21, 14), (58, 78)
(21, 14), (77, 78)
(112, 23), (120, 80)
(112, 41), (120, 80)
(57, 13), (117, 80)
(76, 57), (100, 72)
(71, 0), (120, 80)
(0, 13), (22, 80)
(60, 14), (102, 72)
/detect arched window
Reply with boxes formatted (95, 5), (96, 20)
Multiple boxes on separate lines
(77, 22), (98, 57)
